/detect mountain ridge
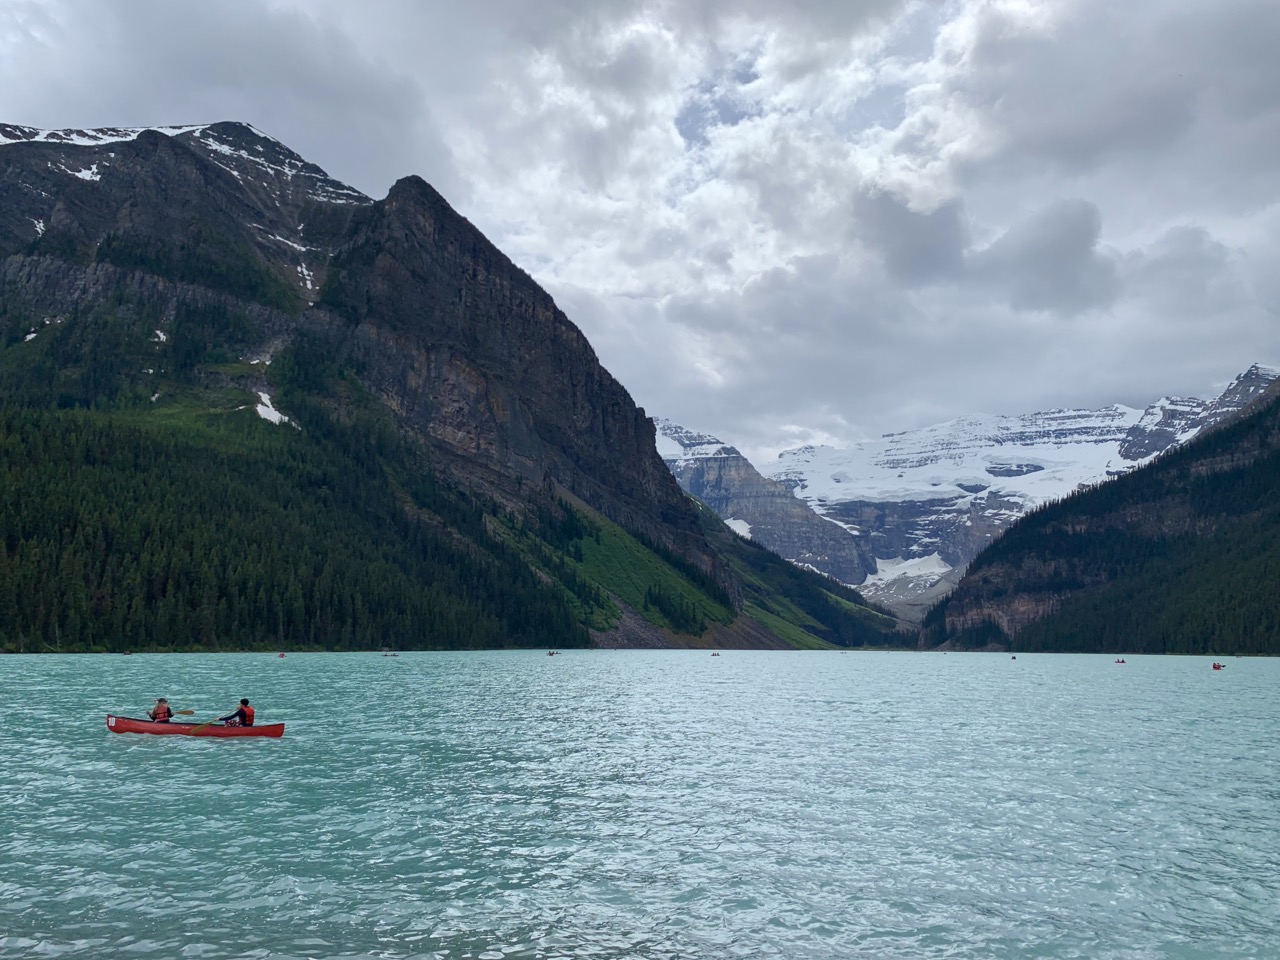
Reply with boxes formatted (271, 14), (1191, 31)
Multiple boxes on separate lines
(655, 363), (1278, 619)
(0, 120), (899, 651)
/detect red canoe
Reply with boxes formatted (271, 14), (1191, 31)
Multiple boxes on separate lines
(106, 714), (284, 738)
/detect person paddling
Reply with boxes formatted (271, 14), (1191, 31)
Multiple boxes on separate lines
(219, 698), (255, 727)
(148, 698), (173, 722)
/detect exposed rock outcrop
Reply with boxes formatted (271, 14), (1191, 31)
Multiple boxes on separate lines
(654, 418), (875, 585)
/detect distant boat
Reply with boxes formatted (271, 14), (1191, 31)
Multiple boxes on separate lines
(1114, 658), (1126, 664)
(277, 653), (286, 658)
(1212, 662), (1226, 670)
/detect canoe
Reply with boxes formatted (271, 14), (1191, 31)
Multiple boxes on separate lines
(106, 714), (284, 738)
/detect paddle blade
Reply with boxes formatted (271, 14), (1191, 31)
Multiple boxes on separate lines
(175, 709), (195, 715)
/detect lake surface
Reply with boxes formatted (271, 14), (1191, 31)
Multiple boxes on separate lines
(2, 650), (1276, 960)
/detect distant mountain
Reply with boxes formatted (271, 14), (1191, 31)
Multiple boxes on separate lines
(921, 379), (1280, 655)
(0, 122), (900, 652)
(656, 365), (1278, 619)
(654, 418), (877, 586)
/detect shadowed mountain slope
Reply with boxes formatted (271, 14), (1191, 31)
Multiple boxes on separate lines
(921, 382), (1280, 654)
(0, 122), (900, 651)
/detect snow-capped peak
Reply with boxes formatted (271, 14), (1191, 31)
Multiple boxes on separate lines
(0, 121), (370, 207)
(764, 404), (1145, 507)
(0, 122), (210, 147)
(652, 417), (741, 463)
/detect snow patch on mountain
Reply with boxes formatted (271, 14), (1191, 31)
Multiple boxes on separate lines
(0, 122), (370, 207)
(765, 405), (1145, 513)
(0, 123), (207, 146)
(255, 392), (289, 425)
(652, 417), (740, 466)
(62, 162), (101, 181)
(863, 553), (952, 587)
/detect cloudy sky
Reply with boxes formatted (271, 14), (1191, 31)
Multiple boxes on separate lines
(2, 0), (1278, 460)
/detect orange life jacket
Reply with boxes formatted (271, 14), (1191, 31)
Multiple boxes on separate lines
(153, 704), (172, 722)
(241, 704), (255, 726)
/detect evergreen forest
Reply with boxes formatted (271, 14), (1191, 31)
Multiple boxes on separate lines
(922, 389), (1280, 655)
(0, 285), (901, 652)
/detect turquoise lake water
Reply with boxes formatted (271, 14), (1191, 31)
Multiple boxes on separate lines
(1, 650), (1276, 960)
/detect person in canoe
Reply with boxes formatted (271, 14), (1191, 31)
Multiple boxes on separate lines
(219, 698), (255, 727)
(147, 698), (173, 722)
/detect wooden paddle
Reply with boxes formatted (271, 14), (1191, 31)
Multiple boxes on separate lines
(187, 718), (221, 734)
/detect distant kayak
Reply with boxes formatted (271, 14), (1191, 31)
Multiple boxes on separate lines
(106, 714), (284, 738)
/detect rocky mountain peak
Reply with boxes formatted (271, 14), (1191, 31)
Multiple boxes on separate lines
(652, 417), (740, 461)
(1117, 365), (1280, 462)
(318, 164), (716, 575)
(0, 121), (368, 211)
(1, 118), (907, 649)
(1, 118), (717, 577)
(653, 417), (877, 585)
(658, 363), (1279, 619)
(1207, 363), (1280, 418)
(0, 120), (382, 306)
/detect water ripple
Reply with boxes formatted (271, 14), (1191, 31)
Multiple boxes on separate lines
(1, 651), (1277, 959)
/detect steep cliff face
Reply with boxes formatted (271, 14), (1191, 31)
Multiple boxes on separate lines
(320, 177), (716, 573)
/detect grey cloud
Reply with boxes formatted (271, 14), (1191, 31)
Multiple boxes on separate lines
(1123, 226), (1246, 320)
(1167, 0), (1280, 122)
(956, 4), (1196, 175)
(634, 0), (908, 44)
(972, 200), (1119, 315)
(852, 189), (968, 286)
(949, 0), (1280, 214)
(557, 25), (671, 100)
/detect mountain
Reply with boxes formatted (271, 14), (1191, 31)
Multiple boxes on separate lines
(0, 121), (901, 652)
(654, 365), (1278, 620)
(654, 418), (877, 585)
(921, 380), (1280, 655)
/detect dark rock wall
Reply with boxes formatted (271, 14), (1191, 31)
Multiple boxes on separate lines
(323, 176), (718, 572)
